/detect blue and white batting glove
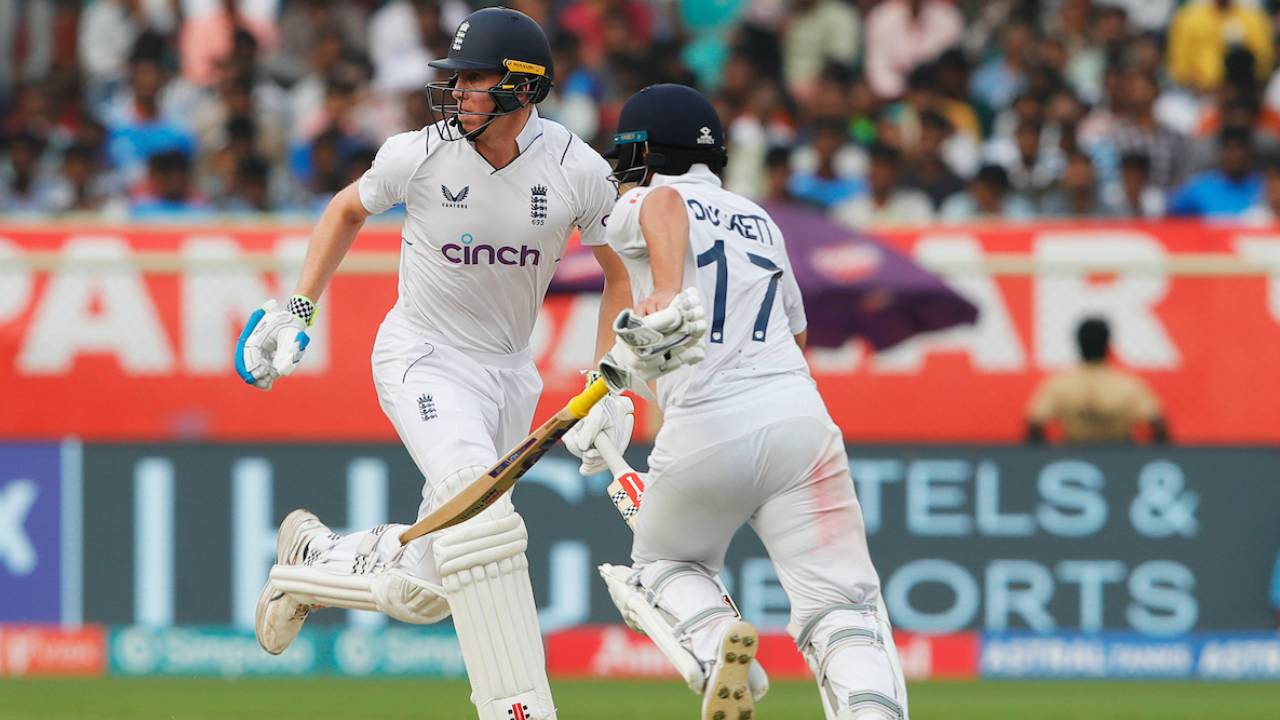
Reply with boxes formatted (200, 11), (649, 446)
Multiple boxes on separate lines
(563, 376), (635, 476)
(234, 295), (315, 391)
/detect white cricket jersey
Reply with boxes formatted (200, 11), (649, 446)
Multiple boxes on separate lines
(358, 108), (617, 354)
(605, 165), (810, 415)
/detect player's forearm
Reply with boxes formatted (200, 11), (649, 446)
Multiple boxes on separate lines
(596, 275), (631, 361)
(293, 184), (369, 302)
(639, 187), (690, 294)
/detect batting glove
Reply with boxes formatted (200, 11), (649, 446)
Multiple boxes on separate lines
(599, 288), (707, 394)
(563, 380), (635, 476)
(234, 296), (315, 390)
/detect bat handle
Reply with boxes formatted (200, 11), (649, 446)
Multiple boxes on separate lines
(593, 435), (632, 477)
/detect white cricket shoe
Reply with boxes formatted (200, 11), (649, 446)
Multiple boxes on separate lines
(255, 509), (331, 655)
(701, 620), (759, 720)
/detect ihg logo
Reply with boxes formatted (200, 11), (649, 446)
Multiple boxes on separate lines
(442, 232), (541, 267)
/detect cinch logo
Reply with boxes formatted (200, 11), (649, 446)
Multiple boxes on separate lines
(442, 233), (541, 266)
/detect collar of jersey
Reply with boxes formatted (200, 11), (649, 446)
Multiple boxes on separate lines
(513, 106), (543, 154)
(648, 163), (722, 189)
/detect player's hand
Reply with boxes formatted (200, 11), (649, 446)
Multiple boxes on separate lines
(562, 385), (634, 476)
(635, 288), (679, 317)
(598, 288), (706, 393)
(614, 287), (707, 358)
(234, 297), (315, 391)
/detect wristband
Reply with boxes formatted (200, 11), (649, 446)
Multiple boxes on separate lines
(287, 294), (317, 327)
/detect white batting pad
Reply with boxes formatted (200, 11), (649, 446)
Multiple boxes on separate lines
(599, 562), (733, 695)
(269, 565), (379, 612)
(798, 600), (907, 720)
(434, 506), (555, 720)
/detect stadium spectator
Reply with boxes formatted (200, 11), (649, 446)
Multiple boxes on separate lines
(1167, 0), (1273, 92)
(101, 34), (198, 188)
(1244, 158), (1280, 225)
(863, 0), (963, 100)
(1039, 150), (1113, 218)
(787, 118), (867, 208)
(0, 131), (58, 213)
(1167, 126), (1262, 218)
(781, 0), (861, 100)
(44, 141), (126, 217)
(761, 145), (800, 206)
(970, 21), (1034, 113)
(983, 117), (1063, 201)
(1111, 68), (1190, 191)
(558, 0), (653, 68)
(222, 153), (271, 212)
(129, 148), (209, 218)
(78, 0), (177, 101)
(939, 163), (1034, 223)
(1102, 152), (1167, 219)
(1026, 317), (1169, 444)
(903, 110), (965, 210)
(178, 0), (279, 89)
(272, 0), (368, 86)
(833, 142), (933, 227)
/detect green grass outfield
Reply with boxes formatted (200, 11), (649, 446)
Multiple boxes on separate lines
(1, 678), (1279, 719)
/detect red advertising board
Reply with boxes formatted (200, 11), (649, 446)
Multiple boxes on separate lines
(544, 625), (977, 681)
(0, 625), (106, 676)
(1, 222), (1277, 442)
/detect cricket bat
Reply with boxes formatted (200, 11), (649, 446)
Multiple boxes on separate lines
(594, 435), (645, 530)
(398, 377), (610, 543)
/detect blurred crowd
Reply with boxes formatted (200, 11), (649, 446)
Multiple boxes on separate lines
(7, 0), (1280, 226)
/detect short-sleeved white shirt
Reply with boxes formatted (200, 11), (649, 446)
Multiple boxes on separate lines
(605, 165), (810, 414)
(359, 108), (617, 354)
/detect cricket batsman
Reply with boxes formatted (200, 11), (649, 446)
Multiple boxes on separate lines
(564, 84), (909, 720)
(231, 9), (699, 719)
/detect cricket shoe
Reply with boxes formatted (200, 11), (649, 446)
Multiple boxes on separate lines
(255, 509), (331, 655)
(701, 620), (759, 720)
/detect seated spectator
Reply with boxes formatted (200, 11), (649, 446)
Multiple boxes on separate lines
(939, 164), (1035, 223)
(1168, 0), (1273, 92)
(1242, 158), (1280, 225)
(1027, 317), (1168, 444)
(787, 118), (867, 208)
(1167, 126), (1262, 218)
(970, 21), (1034, 113)
(1102, 152), (1167, 219)
(129, 149), (209, 219)
(1039, 150), (1115, 218)
(222, 154), (272, 213)
(983, 118), (1064, 201)
(0, 131), (58, 214)
(782, 0), (860, 101)
(833, 143), (933, 227)
(1111, 68), (1190, 191)
(179, 0), (279, 89)
(863, 0), (963, 99)
(45, 141), (127, 217)
(102, 38), (197, 188)
(761, 145), (799, 206)
(903, 110), (965, 209)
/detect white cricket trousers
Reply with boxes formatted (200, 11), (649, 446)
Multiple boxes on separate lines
(633, 374), (884, 641)
(312, 307), (543, 585)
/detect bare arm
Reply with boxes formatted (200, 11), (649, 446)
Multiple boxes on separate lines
(593, 244), (633, 361)
(292, 182), (371, 302)
(794, 330), (807, 350)
(635, 186), (689, 316)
